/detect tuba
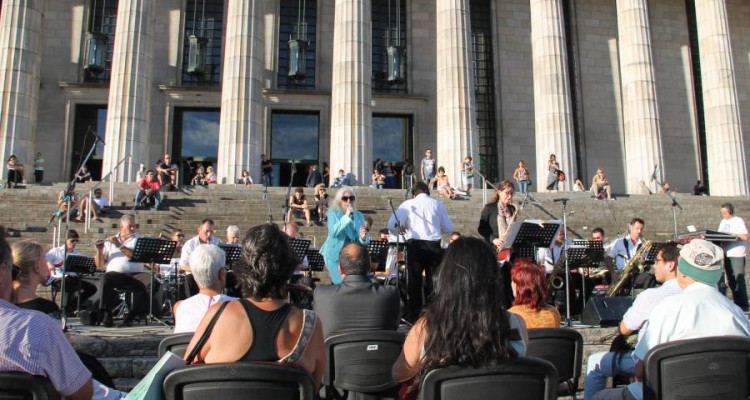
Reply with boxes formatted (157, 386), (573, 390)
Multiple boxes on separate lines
(496, 202), (519, 262)
(606, 240), (651, 297)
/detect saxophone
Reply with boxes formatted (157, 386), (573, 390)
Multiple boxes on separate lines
(496, 202), (519, 262)
(606, 240), (651, 297)
(548, 250), (566, 291)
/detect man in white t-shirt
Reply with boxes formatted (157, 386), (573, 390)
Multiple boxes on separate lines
(180, 219), (221, 297)
(718, 203), (749, 311)
(93, 215), (155, 327)
(45, 229), (96, 312)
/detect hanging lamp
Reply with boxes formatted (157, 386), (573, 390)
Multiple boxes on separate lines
(83, 0), (107, 75)
(386, 0), (405, 83)
(288, 0), (308, 79)
(187, 0), (209, 76)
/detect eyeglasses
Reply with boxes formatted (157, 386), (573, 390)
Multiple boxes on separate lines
(341, 196), (356, 202)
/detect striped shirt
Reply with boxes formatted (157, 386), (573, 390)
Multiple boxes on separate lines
(0, 299), (91, 397)
(621, 278), (682, 334)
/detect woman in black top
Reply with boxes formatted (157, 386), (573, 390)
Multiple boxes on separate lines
(12, 240), (60, 318)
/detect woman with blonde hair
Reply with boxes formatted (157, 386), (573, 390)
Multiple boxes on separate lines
(319, 186), (369, 284)
(313, 184), (329, 223)
(11, 240), (60, 317)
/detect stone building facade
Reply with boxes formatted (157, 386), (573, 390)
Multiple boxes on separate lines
(0, 0), (749, 195)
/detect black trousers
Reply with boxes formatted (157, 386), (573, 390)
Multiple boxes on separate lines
(405, 240), (443, 322)
(54, 275), (97, 312)
(183, 271), (242, 299)
(92, 271), (157, 320)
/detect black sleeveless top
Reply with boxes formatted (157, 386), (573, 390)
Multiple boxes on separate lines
(238, 298), (292, 361)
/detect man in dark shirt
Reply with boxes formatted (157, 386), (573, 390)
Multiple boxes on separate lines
(306, 164), (323, 188)
(261, 154), (273, 187)
(314, 243), (400, 338)
(156, 153), (178, 190)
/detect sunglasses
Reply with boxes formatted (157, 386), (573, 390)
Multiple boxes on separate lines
(341, 196), (356, 202)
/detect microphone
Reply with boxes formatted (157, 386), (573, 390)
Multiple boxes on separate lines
(552, 197), (569, 202)
(87, 126), (106, 145)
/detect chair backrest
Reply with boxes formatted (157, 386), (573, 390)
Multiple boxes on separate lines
(643, 336), (750, 400)
(158, 332), (195, 358)
(525, 327), (583, 388)
(163, 362), (316, 400)
(0, 372), (60, 400)
(417, 357), (558, 400)
(324, 330), (405, 394)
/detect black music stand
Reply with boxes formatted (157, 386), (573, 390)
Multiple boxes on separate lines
(218, 244), (242, 270)
(62, 255), (96, 314)
(306, 249), (325, 272)
(290, 238), (312, 262)
(507, 220), (561, 261)
(642, 243), (662, 266)
(367, 240), (390, 265)
(130, 237), (176, 327)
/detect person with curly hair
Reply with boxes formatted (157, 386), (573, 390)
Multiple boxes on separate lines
(508, 259), (561, 329)
(184, 224), (325, 390)
(392, 237), (528, 397)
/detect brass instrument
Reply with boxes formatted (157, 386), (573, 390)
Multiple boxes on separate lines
(606, 240), (651, 297)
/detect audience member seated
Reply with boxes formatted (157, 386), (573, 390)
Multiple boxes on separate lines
(371, 169), (385, 189)
(693, 180), (708, 196)
(658, 181), (676, 194)
(429, 166), (457, 199)
(332, 169), (351, 188)
(392, 237), (528, 397)
(11, 240), (60, 318)
(191, 165), (206, 186)
(74, 165), (92, 183)
(639, 180), (652, 195)
(508, 259), (561, 329)
(5, 154), (24, 187)
(91, 188), (110, 214)
(594, 239), (750, 400)
(135, 169), (162, 210)
(590, 168), (612, 200)
(77, 191), (102, 222)
(173, 244), (236, 334)
(238, 169), (253, 186)
(573, 178), (586, 192)
(0, 227), (96, 400)
(184, 224), (325, 390)
(314, 184), (328, 223)
(287, 187), (312, 227)
(51, 183), (80, 223)
(314, 243), (400, 338)
(45, 230), (97, 313)
(156, 153), (178, 190)
(204, 165), (217, 184)
(92, 215), (156, 327)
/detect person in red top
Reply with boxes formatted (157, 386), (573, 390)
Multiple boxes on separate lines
(135, 169), (162, 209)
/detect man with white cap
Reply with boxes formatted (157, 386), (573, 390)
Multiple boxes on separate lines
(594, 239), (750, 400)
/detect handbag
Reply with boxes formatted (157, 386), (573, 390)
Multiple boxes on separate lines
(125, 301), (230, 400)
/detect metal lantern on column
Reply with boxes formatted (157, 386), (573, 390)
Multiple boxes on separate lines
(386, 0), (405, 83)
(187, 0), (209, 77)
(83, 0), (107, 75)
(288, 0), (308, 79)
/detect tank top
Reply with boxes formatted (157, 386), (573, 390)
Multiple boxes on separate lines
(239, 299), (292, 361)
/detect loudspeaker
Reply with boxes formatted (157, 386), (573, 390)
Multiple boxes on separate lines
(581, 297), (633, 327)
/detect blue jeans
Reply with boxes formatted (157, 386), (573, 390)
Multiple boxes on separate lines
(262, 173), (272, 187)
(135, 190), (161, 209)
(585, 350), (637, 400)
(518, 180), (529, 194)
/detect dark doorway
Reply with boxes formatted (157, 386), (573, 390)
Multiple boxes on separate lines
(71, 105), (107, 180)
(373, 114), (413, 188)
(173, 108), (220, 185)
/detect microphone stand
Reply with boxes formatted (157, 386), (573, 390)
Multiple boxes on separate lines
(262, 186), (273, 224)
(554, 197), (573, 326)
(388, 198), (411, 327)
(652, 173), (682, 240)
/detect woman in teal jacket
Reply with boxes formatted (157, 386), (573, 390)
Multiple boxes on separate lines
(319, 186), (369, 284)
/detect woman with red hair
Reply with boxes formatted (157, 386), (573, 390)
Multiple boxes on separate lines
(508, 259), (561, 328)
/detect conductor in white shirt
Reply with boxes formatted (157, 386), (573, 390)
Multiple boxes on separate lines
(718, 203), (749, 311)
(388, 181), (453, 322)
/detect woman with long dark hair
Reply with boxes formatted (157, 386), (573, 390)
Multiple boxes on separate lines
(392, 237), (528, 397)
(508, 259), (561, 328)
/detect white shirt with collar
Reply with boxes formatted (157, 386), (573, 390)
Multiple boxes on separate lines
(621, 278), (682, 335)
(609, 236), (643, 271)
(179, 235), (221, 267)
(387, 193), (453, 241)
(718, 216), (748, 258)
(103, 235), (143, 274)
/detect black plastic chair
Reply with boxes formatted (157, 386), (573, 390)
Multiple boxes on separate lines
(525, 327), (584, 398)
(643, 336), (750, 400)
(158, 332), (195, 358)
(323, 330), (406, 399)
(0, 372), (60, 400)
(417, 357), (558, 400)
(163, 362), (316, 400)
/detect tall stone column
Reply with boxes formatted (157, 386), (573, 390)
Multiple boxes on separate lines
(102, 0), (155, 182)
(616, 0), (664, 193)
(436, 0), (477, 186)
(329, 0), (372, 184)
(217, 0), (264, 184)
(0, 0), (43, 179)
(530, 0), (576, 191)
(695, 0), (748, 196)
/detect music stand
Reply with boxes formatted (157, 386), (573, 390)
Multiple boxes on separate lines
(367, 239), (389, 261)
(305, 249), (325, 272)
(507, 220), (561, 261)
(129, 237), (176, 327)
(642, 243), (663, 266)
(290, 238), (312, 262)
(218, 244), (242, 270)
(63, 255), (96, 314)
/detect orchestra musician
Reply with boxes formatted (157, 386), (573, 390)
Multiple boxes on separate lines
(606, 218), (645, 282)
(478, 180), (516, 307)
(718, 203), (749, 311)
(92, 215), (157, 327)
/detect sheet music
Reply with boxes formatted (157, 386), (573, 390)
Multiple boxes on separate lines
(504, 219), (562, 249)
